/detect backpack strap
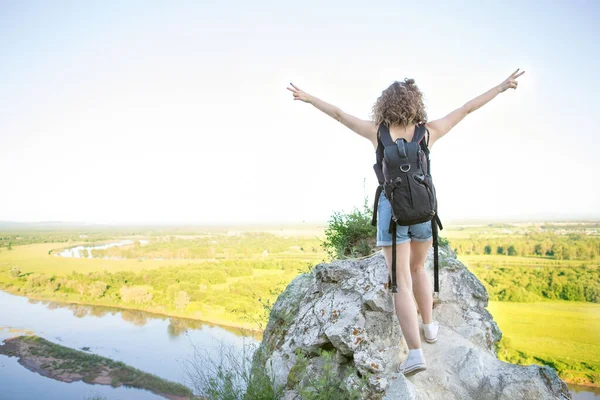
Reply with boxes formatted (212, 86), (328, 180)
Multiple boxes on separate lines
(391, 220), (398, 293)
(411, 123), (428, 144)
(371, 131), (385, 227)
(432, 214), (444, 294)
(414, 124), (430, 156)
(370, 185), (383, 227)
(378, 123), (394, 147)
(432, 218), (440, 293)
(380, 123), (406, 166)
(375, 143), (383, 164)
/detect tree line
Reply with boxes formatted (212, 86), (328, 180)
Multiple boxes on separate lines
(451, 233), (599, 260)
(468, 261), (599, 303)
(1, 258), (314, 330)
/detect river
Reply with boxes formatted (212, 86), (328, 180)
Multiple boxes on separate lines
(2, 289), (598, 399)
(0, 290), (259, 400)
(54, 240), (149, 259)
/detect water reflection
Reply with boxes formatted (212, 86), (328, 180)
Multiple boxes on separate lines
(24, 295), (261, 340)
(1, 289), (261, 399)
(168, 319), (189, 338)
(569, 384), (600, 400)
(121, 310), (149, 327)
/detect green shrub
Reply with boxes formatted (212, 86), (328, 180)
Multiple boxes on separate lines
(322, 195), (446, 260)
(88, 281), (108, 298)
(184, 333), (284, 400)
(292, 348), (368, 400)
(438, 236), (449, 247)
(322, 197), (377, 260)
(9, 266), (20, 278)
(119, 286), (153, 305)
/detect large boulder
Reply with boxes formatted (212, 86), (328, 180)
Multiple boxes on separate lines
(251, 246), (571, 399)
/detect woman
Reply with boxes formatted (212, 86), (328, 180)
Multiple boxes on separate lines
(286, 68), (525, 376)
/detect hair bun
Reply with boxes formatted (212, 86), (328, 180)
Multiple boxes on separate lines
(404, 78), (415, 85)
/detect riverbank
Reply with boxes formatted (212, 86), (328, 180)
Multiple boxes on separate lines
(0, 335), (198, 400)
(0, 241), (302, 338)
(0, 286), (264, 339)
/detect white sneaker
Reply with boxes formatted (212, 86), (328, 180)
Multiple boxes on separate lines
(423, 321), (440, 343)
(397, 349), (427, 376)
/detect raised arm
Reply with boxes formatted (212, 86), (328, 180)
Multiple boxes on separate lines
(426, 68), (525, 147)
(287, 83), (377, 146)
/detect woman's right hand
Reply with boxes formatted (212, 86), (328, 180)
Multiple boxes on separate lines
(497, 68), (525, 93)
(287, 83), (312, 103)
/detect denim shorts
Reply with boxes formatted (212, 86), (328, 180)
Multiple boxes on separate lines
(376, 191), (433, 246)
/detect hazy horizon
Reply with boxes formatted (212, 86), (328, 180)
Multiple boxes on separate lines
(1, 213), (599, 228)
(2, 1), (599, 224)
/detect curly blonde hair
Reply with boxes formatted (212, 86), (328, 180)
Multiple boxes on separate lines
(371, 78), (427, 127)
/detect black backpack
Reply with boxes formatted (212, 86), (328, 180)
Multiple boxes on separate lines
(371, 123), (443, 294)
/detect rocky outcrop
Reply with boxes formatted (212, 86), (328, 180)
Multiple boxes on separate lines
(251, 246), (571, 399)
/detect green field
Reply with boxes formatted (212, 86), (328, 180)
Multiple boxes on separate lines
(489, 300), (600, 385)
(443, 221), (600, 386)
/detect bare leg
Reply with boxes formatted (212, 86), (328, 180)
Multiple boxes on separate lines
(382, 242), (421, 350)
(410, 238), (434, 324)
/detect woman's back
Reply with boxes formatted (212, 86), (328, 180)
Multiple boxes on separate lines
(388, 124), (419, 143)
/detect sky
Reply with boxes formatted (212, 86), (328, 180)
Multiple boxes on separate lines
(1, 0), (599, 225)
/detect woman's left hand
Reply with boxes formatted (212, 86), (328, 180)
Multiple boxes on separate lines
(497, 68), (526, 93)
